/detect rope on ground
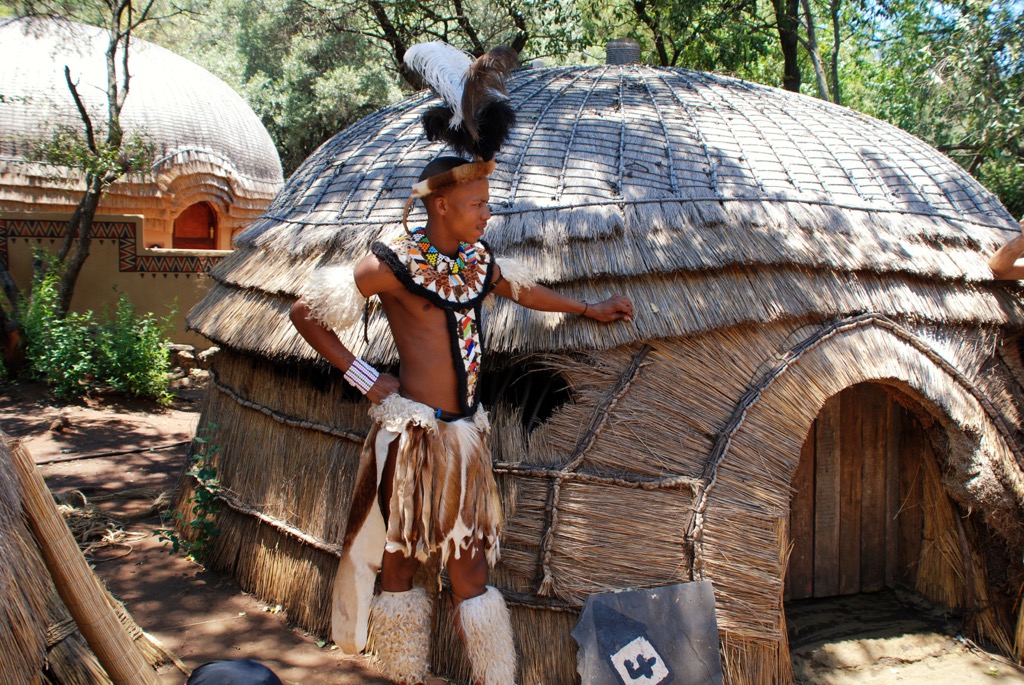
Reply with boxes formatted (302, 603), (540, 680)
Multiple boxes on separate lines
(55, 488), (171, 557)
(36, 441), (190, 466)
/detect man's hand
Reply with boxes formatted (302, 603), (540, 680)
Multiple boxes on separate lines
(585, 295), (633, 323)
(366, 372), (401, 404)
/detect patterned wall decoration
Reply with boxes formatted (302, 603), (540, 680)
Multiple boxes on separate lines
(0, 217), (224, 275)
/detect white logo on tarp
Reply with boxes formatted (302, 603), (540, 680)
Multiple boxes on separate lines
(610, 636), (670, 684)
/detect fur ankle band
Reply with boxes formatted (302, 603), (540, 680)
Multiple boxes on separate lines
(457, 586), (516, 685)
(368, 588), (432, 684)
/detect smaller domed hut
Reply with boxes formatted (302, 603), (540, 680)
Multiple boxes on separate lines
(182, 64), (1024, 684)
(0, 17), (282, 247)
(0, 17), (283, 343)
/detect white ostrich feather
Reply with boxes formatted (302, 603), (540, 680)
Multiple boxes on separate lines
(404, 41), (472, 128)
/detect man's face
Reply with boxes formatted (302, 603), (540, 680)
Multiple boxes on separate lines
(438, 178), (491, 243)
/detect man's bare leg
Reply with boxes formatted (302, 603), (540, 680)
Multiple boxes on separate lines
(448, 539), (489, 605)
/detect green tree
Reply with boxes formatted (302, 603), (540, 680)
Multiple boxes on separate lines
(579, 0), (773, 72)
(145, 0), (404, 174)
(847, 0), (1023, 215)
(13, 0), (158, 317)
(147, 0), (586, 175)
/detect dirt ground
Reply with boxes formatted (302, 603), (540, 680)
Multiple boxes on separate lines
(2, 375), (1024, 685)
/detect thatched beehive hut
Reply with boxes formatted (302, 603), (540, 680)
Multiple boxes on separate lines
(182, 64), (1024, 684)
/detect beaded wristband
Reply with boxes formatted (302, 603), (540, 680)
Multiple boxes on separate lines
(344, 357), (379, 394)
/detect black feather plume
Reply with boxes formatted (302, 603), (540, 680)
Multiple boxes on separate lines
(405, 42), (518, 161)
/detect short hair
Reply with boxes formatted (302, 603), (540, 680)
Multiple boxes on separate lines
(404, 155), (494, 227)
(418, 156), (470, 183)
(419, 156), (470, 212)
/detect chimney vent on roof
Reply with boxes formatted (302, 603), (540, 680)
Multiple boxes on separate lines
(606, 38), (641, 65)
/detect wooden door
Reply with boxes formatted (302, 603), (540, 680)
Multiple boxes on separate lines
(785, 383), (928, 600)
(173, 202), (217, 250)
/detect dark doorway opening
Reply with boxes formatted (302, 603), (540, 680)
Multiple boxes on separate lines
(173, 202), (217, 250)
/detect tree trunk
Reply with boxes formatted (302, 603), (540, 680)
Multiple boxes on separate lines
(773, 0), (802, 92)
(633, 0), (672, 66)
(0, 258), (21, 313)
(830, 0), (842, 105)
(0, 306), (25, 374)
(55, 180), (103, 318)
(801, 0), (832, 101)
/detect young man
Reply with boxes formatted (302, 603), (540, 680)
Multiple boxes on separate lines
(988, 218), (1024, 279)
(291, 156), (633, 684)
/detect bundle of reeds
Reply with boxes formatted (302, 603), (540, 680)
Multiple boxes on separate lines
(1, 433), (174, 683)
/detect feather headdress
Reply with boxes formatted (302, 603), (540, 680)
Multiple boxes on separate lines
(401, 42), (518, 229)
(404, 42), (518, 162)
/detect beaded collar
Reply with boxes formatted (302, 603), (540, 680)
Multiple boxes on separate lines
(371, 228), (495, 414)
(401, 227), (489, 304)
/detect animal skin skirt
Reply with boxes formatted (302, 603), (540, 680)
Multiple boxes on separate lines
(331, 394), (502, 653)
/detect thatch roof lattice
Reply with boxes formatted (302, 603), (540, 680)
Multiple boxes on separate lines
(189, 65), (1022, 365)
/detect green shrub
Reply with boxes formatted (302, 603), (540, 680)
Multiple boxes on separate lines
(95, 296), (174, 404)
(18, 255), (173, 402)
(157, 425), (221, 562)
(20, 265), (96, 398)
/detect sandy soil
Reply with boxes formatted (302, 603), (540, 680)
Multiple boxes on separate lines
(788, 592), (1024, 684)
(2, 377), (1023, 684)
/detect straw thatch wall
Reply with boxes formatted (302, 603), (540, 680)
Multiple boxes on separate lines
(180, 64), (1024, 684)
(0, 17), (283, 248)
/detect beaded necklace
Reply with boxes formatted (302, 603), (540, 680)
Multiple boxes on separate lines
(371, 228), (494, 415)
(413, 227), (475, 284)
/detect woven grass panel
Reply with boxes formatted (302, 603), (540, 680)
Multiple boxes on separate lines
(0, 438), (49, 680)
(175, 313), (1024, 682)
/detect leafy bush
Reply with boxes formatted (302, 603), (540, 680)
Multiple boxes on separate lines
(95, 297), (174, 403)
(157, 426), (221, 562)
(20, 265), (96, 398)
(18, 256), (173, 402)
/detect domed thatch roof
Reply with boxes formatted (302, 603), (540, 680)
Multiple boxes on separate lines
(0, 17), (282, 200)
(191, 64), (1022, 362)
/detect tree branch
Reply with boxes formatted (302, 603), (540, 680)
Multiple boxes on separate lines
(632, 0), (670, 67)
(63, 66), (97, 154)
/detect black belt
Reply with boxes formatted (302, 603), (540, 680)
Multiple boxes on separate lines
(434, 407), (470, 422)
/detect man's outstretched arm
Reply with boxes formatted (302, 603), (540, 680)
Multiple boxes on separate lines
(989, 219), (1024, 280)
(490, 264), (633, 322)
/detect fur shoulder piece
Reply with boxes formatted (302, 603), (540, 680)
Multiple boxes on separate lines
(496, 257), (537, 301)
(299, 264), (366, 332)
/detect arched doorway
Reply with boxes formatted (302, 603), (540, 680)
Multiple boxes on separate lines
(173, 202), (217, 249)
(785, 382), (930, 600)
(783, 380), (1017, 672)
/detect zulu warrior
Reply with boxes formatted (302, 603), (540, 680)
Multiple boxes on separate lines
(291, 42), (633, 684)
